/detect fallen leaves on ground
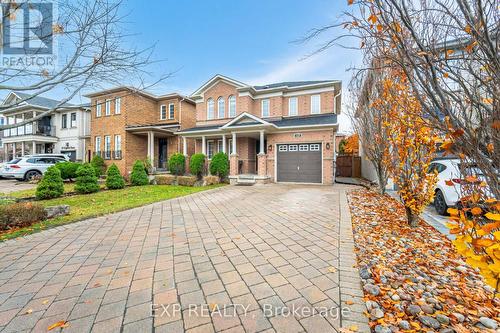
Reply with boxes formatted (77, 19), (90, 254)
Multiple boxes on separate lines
(47, 320), (69, 330)
(348, 189), (500, 332)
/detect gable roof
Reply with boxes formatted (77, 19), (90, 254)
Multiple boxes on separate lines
(191, 74), (249, 97)
(221, 112), (272, 128)
(5, 91), (74, 109)
(252, 80), (336, 90)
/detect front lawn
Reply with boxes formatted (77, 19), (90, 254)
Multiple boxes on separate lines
(2, 183), (79, 199)
(0, 184), (223, 241)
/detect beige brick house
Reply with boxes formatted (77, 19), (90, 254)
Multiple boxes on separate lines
(179, 75), (341, 184)
(84, 87), (196, 175)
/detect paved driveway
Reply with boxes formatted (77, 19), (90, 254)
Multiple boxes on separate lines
(0, 179), (35, 195)
(0, 184), (368, 333)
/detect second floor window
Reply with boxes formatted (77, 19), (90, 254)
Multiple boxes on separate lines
(169, 103), (175, 119)
(115, 98), (121, 114)
(217, 97), (225, 119)
(261, 99), (270, 117)
(311, 94), (321, 114)
(95, 136), (101, 152)
(289, 97), (298, 116)
(105, 100), (111, 116)
(228, 95), (236, 117)
(70, 113), (77, 127)
(160, 105), (167, 120)
(207, 98), (214, 120)
(61, 114), (68, 129)
(96, 101), (102, 117)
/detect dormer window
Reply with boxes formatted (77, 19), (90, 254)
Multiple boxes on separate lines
(217, 97), (225, 119)
(207, 98), (214, 120)
(228, 95), (236, 117)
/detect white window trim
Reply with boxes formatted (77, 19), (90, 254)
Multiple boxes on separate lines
(261, 99), (270, 118)
(95, 136), (101, 152)
(160, 105), (167, 120)
(96, 100), (102, 117)
(217, 97), (225, 119)
(114, 135), (121, 150)
(228, 139), (233, 154)
(168, 103), (175, 119)
(289, 97), (298, 116)
(105, 99), (111, 116)
(70, 112), (77, 128)
(207, 98), (214, 120)
(115, 98), (121, 114)
(311, 94), (321, 114)
(207, 140), (216, 159)
(228, 95), (236, 117)
(61, 114), (68, 129)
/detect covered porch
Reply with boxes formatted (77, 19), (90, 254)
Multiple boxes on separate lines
(3, 137), (57, 161)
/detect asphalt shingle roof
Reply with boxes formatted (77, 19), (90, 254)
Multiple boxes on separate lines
(13, 91), (74, 109)
(252, 80), (335, 90)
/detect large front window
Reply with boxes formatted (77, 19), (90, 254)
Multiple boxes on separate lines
(207, 98), (214, 120)
(228, 95), (236, 117)
(261, 99), (270, 117)
(217, 97), (225, 118)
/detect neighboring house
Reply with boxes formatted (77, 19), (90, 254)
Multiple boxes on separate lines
(178, 74), (341, 184)
(0, 115), (5, 162)
(0, 92), (90, 162)
(84, 87), (196, 175)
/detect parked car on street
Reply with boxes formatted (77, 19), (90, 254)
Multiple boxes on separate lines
(429, 158), (489, 215)
(1, 156), (67, 181)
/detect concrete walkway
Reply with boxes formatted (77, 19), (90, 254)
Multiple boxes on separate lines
(0, 184), (368, 333)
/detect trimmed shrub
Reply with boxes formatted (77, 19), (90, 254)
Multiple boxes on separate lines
(190, 153), (206, 179)
(35, 166), (64, 200)
(155, 174), (176, 185)
(56, 161), (80, 180)
(203, 175), (219, 186)
(75, 163), (100, 194)
(91, 155), (106, 177)
(177, 175), (197, 186)
(130, 160), (149, 186)
(105, 164), (125, 189)
(0, 202), (47, 230)
(209, 152), (229, 180)
(168, 153), (185, 176)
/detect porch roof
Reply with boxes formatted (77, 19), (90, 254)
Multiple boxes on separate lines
(125, 123), (180, 135)
(177, 113), (338, 135)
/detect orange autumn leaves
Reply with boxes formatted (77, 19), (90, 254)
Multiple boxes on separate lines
(372, 70), (438, 225)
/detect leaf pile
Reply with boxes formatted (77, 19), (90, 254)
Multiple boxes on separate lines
(348, 189), (500, 332)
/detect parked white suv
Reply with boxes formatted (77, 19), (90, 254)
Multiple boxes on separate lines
(1, 156), (67, 181)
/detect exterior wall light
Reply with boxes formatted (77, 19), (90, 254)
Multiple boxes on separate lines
(268, 144), (273, 152)
(326, 143), (331, 150)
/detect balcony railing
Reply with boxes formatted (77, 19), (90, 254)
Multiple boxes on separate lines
(3, 122), (56, 138)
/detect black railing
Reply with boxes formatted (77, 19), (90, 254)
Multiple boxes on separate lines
(113, 150), (122, 160)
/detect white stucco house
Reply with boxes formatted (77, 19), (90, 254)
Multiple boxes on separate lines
(0, 92), (90, 161)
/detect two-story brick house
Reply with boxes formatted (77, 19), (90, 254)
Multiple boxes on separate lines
(84, 87), (196, 175)
(178, 74), (341, 184)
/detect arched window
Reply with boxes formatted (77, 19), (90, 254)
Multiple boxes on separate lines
(217, 97), (225, 119)
(228, 95), (236, 117)
(207, 98), (214, 119)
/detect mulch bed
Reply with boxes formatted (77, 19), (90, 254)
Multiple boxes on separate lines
(347, 188), (499, 332)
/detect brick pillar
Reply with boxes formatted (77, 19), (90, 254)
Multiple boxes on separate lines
(257, 153), (267, 177)
(184, 155), (190, 174)
(229, 154), (239, 176)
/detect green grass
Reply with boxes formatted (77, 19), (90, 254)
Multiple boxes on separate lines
(0, 184), (223, 241)
(2, 183), (78, 199)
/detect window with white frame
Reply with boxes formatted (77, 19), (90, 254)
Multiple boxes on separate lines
(115, 98), (121, 114)
(311, 94), (321, 114)
(217, 97), (225, 118)
(299, 144), (309, 151)
(228, 139), (233, 154)
(105, 99), (111, 116)
(289, 97), (298, 116)
(310, 144), (321, 151)
(104, 135), (111, 159)
(61, 114), (68, 129)
(96, 100), (102, 117)
(70, 113), (77, 127)
(160, 105), (167, 120)
(207, 98), (214, 120)
(261, 99), (270, 117)
(278, 145), (287, 152)
(168, 103), (175, 119)
(228, 95), (236, 117)
(114, 135), (122, 159)
(217, 140), (223, 153)
(289, 145), (298, 151)
(207, 140), (215, 159)
(95, 136), (101, 153)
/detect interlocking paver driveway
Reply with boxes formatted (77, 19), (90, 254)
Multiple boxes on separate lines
(0, 184), (367, 333)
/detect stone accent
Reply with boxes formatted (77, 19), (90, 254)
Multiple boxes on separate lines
(229, 154), (239, 176)
(44, 205), (70, 218)
(257, 153), (267, 177)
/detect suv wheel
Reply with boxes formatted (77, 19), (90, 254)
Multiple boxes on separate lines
(24, 170), (41, 181)
(434, 190), (448, 216)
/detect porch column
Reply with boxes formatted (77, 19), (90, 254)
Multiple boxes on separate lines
(259, 130), (265, 154)
(32, 141), (36, 155)
(222, 134), (226, 154)
(202, 136), (206, 155)
(12, 142), (16, 157)
(182, 137), (187, 156)
(229, 132), (238, 177)
(150, 132), (155, 170)
(258, 130), (267, 177)
(21, 142), (25, 156)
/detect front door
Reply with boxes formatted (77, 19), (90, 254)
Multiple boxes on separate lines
(158, 138), (168, 169)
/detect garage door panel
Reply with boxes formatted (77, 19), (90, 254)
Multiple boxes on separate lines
(277, 143), (322, 183)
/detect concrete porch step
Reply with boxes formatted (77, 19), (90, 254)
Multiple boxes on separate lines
(235, 174), (256, 186)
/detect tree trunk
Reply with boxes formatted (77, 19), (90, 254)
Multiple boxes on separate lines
(405, 207), (419, 227)
(376, 162), (387, 195)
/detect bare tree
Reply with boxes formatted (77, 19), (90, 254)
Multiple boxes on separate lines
(301, 0), (499, 198)
(0, 0), (169, 129)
